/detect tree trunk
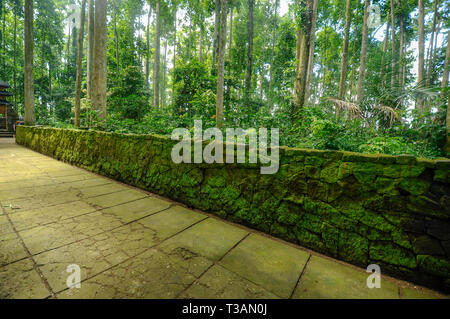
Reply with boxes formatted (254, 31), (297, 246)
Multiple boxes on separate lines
(173, 9), (177, 69)
(226, 7), (233, 98)
(268, 0), (278, 109)
(338, 0), (351, 100)
(87, 0), (94, 98)
(114, 11), (119, 75)
(75, 0), (87, 128)
(305, 0), (318, 104)
(442, 31), (450, 92)
(427, 0), (439, 86)
(199, 21), (203, 63)
(162, 38), (168, 107)
(418, 0), (425, 109)
(13, 2), (17, 108)
(24, 0), (34, 125)
(212, 0), (221, 66)
(356, 0), (370, 104)
(390, 0), (396, 89)
(145, 3), (152, 88)
(399, 15), (405, 90)
(216, 0), (228, 129)
(443, 31), (450, 153)
(294, 0), (312, 115)
(91, 0), (108, 121)
(379, 15), (389, 91)
(153, 0), (160, 109)
(245, 0), (254, 97)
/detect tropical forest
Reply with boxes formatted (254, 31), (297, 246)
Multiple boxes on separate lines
(0, 0), (449, 158)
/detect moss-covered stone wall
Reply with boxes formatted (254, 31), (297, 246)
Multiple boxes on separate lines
(16, 126), (450, 292)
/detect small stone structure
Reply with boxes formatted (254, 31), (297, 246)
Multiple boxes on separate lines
(0, 80), (19, 137)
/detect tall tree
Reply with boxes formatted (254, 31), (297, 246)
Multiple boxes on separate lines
(145, 2), (152, 88)
(356, 0), (370, 104)
(417, 0), (425, 96)
(91, 0), (108, 120)
(153, 0), (160, 109)
(305, 0), (317, 104)
(245, 0), (254, 97)
(443, 31), (450, 153)
(338, 0), (351, 100)
(75, 0), (87, 127)
(426, 0), (439, 86)
(294, 0), (313, 114)
(268, 0), (278, 109)
(216, 0), (228, 128)
(212, 0), (220, 66)
(87, 0), (94, 98)
(24, 0), (34, 125)
(379, 13), (390, 91)
(390, 0), (397, 88)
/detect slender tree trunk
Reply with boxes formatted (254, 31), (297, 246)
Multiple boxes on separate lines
(294, 0), (313, 115)
(430, 18), (441, 84)
(199, 22), (203, 63)
(153, 0), (160, 109)
(188, 15), (192, 61)
(146, 3), (152, 88)
(13, 2), (17, 108)
(216, 0), (228, 129)
(91, 0), (108, 121)
(162, 38), (168, 107)
(212, 0), (221, 66)
(2, 1), (5, 72)
(379, 15), (390, 91)
(399, 15), (405, 90)
(173, 9), (177, 97)
(245, 0), (254, 97)
(442, 31), (450, 92)
(418, 0), (425, 111)
(227, 7), (233, 77)
(390, 0), (396, 89)
(67, 22), (71, 66)
(114, 11), (119, 75)
(338, 0), (351, 100)
(24, 0), (34, 125)
(305, 0), (318, 104)
(443, 31), (450, 152)
(268, 0), (278, 109)
(87, 0), (94, 98)
(356, 0), (370, 104)
(75, 0), (87, 128)
(427, 0), (438, 86)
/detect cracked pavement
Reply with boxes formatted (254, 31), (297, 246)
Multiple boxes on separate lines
(0, 138), (448, 299)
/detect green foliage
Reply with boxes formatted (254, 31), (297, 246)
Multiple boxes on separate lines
(108, 66), (149, 121)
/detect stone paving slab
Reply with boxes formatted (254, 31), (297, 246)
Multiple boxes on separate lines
(219, 233), (310, 298)
(0, 232), (27, 267)
(179, 264), (279, 299)
(0, 139), (448, 299)
(292, 255), (399, 299)
(0, 258), (50, 299)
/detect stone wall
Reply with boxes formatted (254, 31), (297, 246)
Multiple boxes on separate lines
(16, 126), (450, 292)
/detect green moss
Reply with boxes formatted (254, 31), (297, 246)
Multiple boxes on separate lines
(16, 126), (450, 292)
(370, 242), (417, 269)
(417, 255), (450, 277)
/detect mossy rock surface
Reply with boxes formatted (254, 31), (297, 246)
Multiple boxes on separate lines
(15, 126), (450, 293)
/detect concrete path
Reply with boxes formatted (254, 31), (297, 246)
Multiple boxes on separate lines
(0, 138), (447, 299)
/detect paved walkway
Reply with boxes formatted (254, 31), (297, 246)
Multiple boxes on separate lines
(0, 138), (447, 299)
